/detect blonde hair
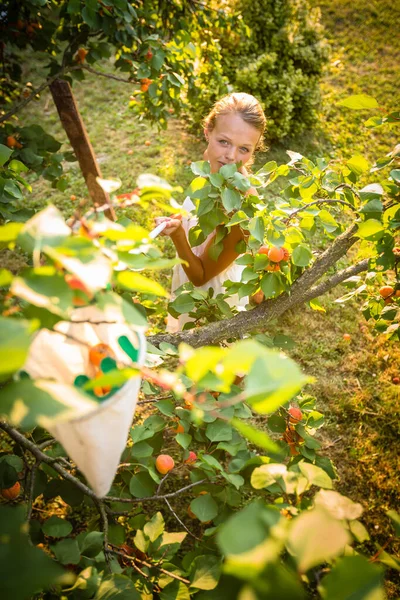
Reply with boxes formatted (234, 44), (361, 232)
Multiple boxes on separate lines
(203, 92), (267, 152)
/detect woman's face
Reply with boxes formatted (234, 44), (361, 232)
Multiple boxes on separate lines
(205, 112), (260, 173)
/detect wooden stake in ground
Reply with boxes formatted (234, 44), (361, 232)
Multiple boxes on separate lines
(50, 79), (116, 221)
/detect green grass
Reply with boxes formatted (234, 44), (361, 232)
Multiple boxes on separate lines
(8, 1), (400, 595)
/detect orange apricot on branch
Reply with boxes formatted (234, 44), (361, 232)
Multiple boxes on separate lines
(288, 406), (303, 424)
(184, 451), (197, 464)
(379, 286), (394, 299)
(75, 48), (88, 63)
(267, 246), (285, 263)
(1, 481), (21, 500)
(155, 454), (175, 474)
(6, 135), (22, 149)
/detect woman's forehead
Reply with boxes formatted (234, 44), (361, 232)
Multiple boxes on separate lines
(213, 113), (260, 146)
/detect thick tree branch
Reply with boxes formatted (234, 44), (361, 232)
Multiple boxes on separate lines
(149, 223), (361, 347)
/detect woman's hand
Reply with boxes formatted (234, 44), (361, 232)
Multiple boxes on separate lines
(154, 215), (183, 237)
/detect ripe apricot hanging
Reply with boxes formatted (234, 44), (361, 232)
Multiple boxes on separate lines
(379, 286), (394, 299)
(76, 48), (88, 63)
(1, 481), (20, 500)
(267, 246), (285, 263)
(6, 135), (22, 149)
(184, 451), (197, 464)
(155, 454), (175, 474)
(288, 406), (303, 424)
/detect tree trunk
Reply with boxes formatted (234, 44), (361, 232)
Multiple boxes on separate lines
(50, 79), (115, 221)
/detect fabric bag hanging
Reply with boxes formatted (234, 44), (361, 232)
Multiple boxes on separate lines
(23, 305), (146, 497)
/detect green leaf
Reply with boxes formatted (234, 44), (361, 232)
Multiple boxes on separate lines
(314, 490), (363, 520)
(0, 144), (13, 166)
(319, 555), (384, 600)
(129, 472), (157, 498)
(356, 219), (384, 241)
(42, 516), (73, 538)
(298, 463), (333, 489)
(251, 463), (287, 490)
(0, 317), (39, 381)
(286, 507), (350, 573)
(217, 501), (280, 555)
(159, 579), (190, 600)
(0, 460), (18, 488)
(11, 272), (74, 317)
(221, 187), (241, 212)
(0, 268), (12, 287)
(17, 205), (70, 253)
(144, 512), (165, 542)
(292, 245), (313, 267)
(80, 531), (104, 558)
(117, 271), (167, 297)
(337, 94), (379, 109)
(190, 555), (222, 590)
(231, 418), (282, 456)
(189, 494), (218, 523)
(51, 538), (81, 565)
(0, 222), (23, 242)
(65, 566), (99, 597)
(390, 169), (400, 184)
(206, 421), (233, 442)
(0, 505), (72, 599)
(175, 433), (192, 449)
(387, 509), (400, 537)
(245, 353), (311, 414)
(95, 574), (141, 599)
(169, 293), (195, 315)
(260, 273), (285, 299)
(219, 164), (238, 179)
(347, 155), (369, 176)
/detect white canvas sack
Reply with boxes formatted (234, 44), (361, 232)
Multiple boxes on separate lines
(23, 306), (146, 497)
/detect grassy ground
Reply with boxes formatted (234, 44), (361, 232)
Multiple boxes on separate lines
(8, 0), (400, 595)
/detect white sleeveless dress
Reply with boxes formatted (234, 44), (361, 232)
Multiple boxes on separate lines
(166, 197), (248, 333)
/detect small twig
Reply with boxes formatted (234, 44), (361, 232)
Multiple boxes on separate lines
(104, 479), (207, 504)
(96, 501), (112, 573)
(164, 497), (202, 542)
(334, 183), (361, 199)
(370, 538), (393, 562)
(37, 438), (57, 450)
(26, 459), (40, 521)
(78, 64), (137, 84)
(108, 544), (190, 584)
(110, 547), (149, 578)
(156, 472), (170, 495)
(323, 436), (343, 449)
(284, 198), (356, 224)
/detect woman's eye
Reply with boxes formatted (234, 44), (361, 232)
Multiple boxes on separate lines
(240, 147), (250, 153)
(219, 140), (228, 145)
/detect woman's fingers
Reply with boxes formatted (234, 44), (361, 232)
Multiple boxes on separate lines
(153, 215), (182, 236)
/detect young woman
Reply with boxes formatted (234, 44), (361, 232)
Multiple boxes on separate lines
(155, 93), (267, 332)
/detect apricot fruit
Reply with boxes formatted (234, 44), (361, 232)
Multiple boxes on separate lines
(89, 343), (115, 368)
(268, 246), (285, 263)
(288, 406), (302, 424)
(379, 286), (394, 299)
(155, 454), (175, 474)
(184, 451), (197, 464)
(1, 481), (20, 500)
(342, 333), (351, 341)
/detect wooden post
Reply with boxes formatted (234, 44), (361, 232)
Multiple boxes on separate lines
(50, 79), (116, 221)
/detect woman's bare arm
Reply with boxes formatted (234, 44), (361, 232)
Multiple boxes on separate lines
(171, 224), (245, 286)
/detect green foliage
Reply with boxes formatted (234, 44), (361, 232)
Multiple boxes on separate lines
(217, 0), (329, 140)
(0, 97), (398, 598)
